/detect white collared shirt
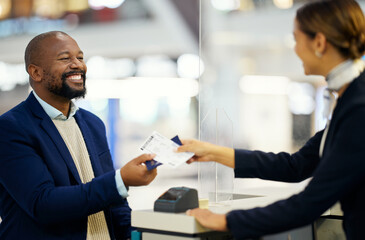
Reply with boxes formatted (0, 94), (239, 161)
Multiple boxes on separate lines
(33, 91), (79, 120)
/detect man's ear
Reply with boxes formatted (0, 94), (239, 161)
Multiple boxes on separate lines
(28, 64), (43, 82)
(314, 32), (327, 55)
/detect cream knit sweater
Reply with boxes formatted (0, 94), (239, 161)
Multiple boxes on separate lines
(53, 118), (110, 240)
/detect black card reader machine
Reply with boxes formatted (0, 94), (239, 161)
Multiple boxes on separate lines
(154, 187), (199, 213)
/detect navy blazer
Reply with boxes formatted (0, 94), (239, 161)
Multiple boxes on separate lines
(226, 71), (365, 239)
(0, 93), (131, 239)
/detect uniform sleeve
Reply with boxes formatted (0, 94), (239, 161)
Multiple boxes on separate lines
(226, 110), (365, 239)
(234, 130), (323, 182)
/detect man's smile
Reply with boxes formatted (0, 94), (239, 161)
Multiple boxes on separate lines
(63, 71), (86, 85)
(66, 74), (83, 83)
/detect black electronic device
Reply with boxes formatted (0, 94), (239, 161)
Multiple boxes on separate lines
(154, 187), (199, 213)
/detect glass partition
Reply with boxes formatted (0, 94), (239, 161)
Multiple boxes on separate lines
(199, 108), (234, 204)
(198, 0), (326, 200)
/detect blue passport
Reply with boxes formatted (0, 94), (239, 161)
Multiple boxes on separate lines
(145, 135), (182, 170)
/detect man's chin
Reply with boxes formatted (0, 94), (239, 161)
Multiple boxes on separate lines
(59, 88), (86, 100)
(70, 89), (87, 100)
(65, 82), (86, 99)
(73, 93), (86, 100)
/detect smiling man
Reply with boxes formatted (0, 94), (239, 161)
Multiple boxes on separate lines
(0, 31), (157, 240)
(25, 31), (87, 115)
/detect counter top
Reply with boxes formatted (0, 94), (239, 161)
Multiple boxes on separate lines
(132, 185), (342, 234)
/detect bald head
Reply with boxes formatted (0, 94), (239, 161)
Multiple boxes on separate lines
(24, 31), (70, 73)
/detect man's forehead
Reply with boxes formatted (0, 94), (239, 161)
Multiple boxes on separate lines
(42, 34), (81, 54)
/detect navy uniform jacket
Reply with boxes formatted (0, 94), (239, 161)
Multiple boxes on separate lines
(227, 71), (365, 240)
(0, 93), (131, 239)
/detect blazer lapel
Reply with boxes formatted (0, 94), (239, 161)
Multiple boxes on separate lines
(74, 112), (104, 177)
(26, 93), (82, 184)
(40, 118), (82, 184)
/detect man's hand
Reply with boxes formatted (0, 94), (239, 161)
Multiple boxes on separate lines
(186, 208), (228, 232)
(120, 154), (157, 187)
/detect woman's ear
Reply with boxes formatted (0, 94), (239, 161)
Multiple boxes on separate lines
(314, 32), (327, 56)
(27, 64), (43, 82)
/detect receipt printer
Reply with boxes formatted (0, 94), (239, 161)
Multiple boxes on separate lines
(154, 187), (199, 213)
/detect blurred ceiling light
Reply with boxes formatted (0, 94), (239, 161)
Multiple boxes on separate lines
(0, 0), (11, 19)
(177, 54), (204, 79)
(136, 55), (177, 77)
(211, 0), (240, 11)
(33, 0), (65, 18)
(87, 56), (135, 79)
(86, 77), (199, 99)
(119, 98), (158, 124)
(88, 0), (104, 10)
(104, 0), (125, 9)
(88, 0), (125, 10)
(239, 75), (290, 95)
(273, 0), (293, 9)
(65, 0), (89, 12)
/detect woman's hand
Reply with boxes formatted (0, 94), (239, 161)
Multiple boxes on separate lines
(177, 139), (235, 168)
(177, 139), (218, 163)
(186, 208), (228, 232)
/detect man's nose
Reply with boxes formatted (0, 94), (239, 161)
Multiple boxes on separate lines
(70, 57), (84, 69)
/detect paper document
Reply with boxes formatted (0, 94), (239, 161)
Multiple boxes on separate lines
(140, 131), (194, 168)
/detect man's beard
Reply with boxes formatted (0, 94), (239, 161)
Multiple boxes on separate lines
(46, 71), (87, 100)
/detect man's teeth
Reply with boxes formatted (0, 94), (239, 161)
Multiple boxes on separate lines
(67, 74), (82, 80)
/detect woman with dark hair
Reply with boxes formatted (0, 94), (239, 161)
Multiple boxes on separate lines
(178, 0), (365, 239)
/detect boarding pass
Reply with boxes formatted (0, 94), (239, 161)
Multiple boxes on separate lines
(140, 131), (194, 168)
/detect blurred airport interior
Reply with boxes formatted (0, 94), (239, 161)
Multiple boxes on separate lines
(1, 0), (362, 211)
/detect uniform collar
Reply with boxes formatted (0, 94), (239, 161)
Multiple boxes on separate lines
(326, 59), (365, 91)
